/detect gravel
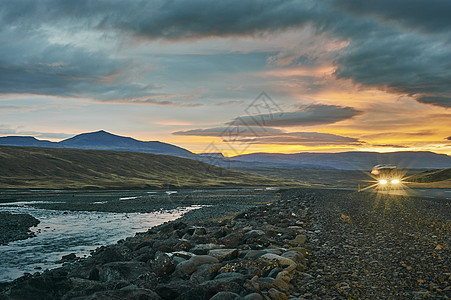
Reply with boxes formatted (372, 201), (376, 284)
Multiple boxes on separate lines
(283, 188), (450, 299)
(0, 212), (40, 245)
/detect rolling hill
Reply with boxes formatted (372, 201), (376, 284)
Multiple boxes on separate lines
(0, 146), (294, 189)
(408, 168), (451, 188)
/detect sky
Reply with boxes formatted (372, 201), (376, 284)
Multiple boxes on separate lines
(1, 0), (450, 156)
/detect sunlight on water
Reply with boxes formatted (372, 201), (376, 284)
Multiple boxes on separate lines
(0, 205), (201, 282)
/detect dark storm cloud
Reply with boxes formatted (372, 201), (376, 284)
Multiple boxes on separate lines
(0, 0), (319, 39)
(334, 0), (451, 34)
(228, 104), (362, 127)
(1, 0), (451, 108)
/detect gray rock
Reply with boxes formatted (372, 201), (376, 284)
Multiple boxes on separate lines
(152, 252), (175, 276)
(192, 243), (225, 255)
(281, 251), (305, 270)
(210, 291), (241, 300)
(208, 249), (238, 261)
(87, 288), (162, 300)
(244, 292), (264, 300)
(98, 261), (151, 282)
(176, 255), (219, 275)
(214, 272), (245, 280)
(220, 231), (244, 247)
(261, 253), (297, 272)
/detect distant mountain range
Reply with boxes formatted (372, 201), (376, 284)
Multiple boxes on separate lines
(229, 152), (451, 170)
(0, 130), (195, 159)
(1, 130), (450, 170)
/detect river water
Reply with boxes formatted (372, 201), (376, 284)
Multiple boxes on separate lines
(0, 204), (201, 282)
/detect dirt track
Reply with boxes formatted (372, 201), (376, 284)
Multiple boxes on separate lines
(284, 188), (450, 299)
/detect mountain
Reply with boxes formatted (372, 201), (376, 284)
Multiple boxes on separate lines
(0, 130), (195, 159)
(58, 130), (195, 158)
(230, 151), (451, 170)
(0, 136), (54, 147)
(0, 146), (293, 189)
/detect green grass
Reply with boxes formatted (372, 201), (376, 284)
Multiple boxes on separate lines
(404, 168), (451, 188)
(407, 168), (451, 183)
(231, 167), (373, 188)
(0, 146), (297, 189)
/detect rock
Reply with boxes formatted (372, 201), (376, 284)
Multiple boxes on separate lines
(176, 255), (219, 275)
(155, 281), (192, 300)
(210, 291), (241, 300)
(194, 227), (207, 236)
(244, 275), (260, 291)
(268, 288), (288, 300)
(281, 251), (305, 270)
(151, 252), (175, 276)
(200, 277), (244, 299)
(0, 212), (40, 245)
(275, 271), (292, 283)
(87, 288), (162, 299)
(285, 235), (307, 247)
(261, 254), (297, 272)
(273, 277), (289, 291)
(208, 249), (238, 261)
(287, 247), (309, 257)
(245, 230), (265, 239)
(62, 277), (107, 299)
(214, 272), (245, 280)
(152, 238), (179, 252)
(98, 261), (151, 282)
(91, 246), (126, 263)
(244, 292), (264, 300)
(267, 267), (281, 278)
(259, 277), (276, 290)
(61, 253), (77, 261)
(220, 231), (244, 247)
(192, 243), (225, 255)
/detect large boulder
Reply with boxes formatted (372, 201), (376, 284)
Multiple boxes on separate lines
(176, 255), (219, 275)
(151, 252), (175, 277)
(98, 261), (151, 282)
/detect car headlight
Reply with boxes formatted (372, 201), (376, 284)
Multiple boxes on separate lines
(391, 179), (400, 184)
(379, 179), (387, 185)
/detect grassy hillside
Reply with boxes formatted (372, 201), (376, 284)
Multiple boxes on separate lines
(0, 146), (296, 189)
(231, 167), (377, 187)
(405, 168), (451, 188)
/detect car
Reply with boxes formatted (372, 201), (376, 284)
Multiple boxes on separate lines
(371, 164), (402, 187)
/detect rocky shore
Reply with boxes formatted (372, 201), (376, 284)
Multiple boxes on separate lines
(0, 188), (449, 299)
(0, 212), (40, 245)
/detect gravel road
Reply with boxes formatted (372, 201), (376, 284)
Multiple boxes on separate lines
(283, 188), (450, 299)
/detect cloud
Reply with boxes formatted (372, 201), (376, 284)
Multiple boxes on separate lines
(0, 126), (72, 139)
(333, 0), (451, 35)
(0, 1), (319, 40)
(446, 136), (451, 141)
(238, 132), (362, 146)
(173, 126), (284, 137)
(370, 144), (409, 148)
(173, 125), (361, 146)
(1, 0), (451, 108)
(228, 104), (362, 127)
